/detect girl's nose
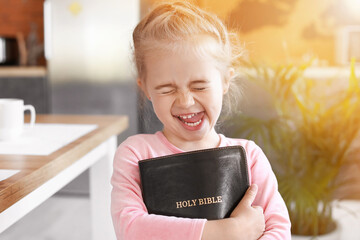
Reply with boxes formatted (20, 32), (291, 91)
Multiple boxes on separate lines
(177, 90), (195, 107)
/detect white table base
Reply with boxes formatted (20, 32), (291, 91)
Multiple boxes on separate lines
(0, 136), (117, 240)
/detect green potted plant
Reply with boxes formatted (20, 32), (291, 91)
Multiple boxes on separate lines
(226, 60), (360, 238)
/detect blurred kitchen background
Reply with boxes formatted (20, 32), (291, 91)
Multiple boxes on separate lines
(1, 0), (360, 239)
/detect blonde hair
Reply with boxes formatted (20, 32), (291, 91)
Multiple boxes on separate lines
(133, 1), (244, 120)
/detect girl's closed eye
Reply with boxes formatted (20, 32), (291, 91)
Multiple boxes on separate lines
(159, 88), (176, 95)
(192, 86), (207, 91)
(154, 84), (177, 95)
(191, 81), (210, 91)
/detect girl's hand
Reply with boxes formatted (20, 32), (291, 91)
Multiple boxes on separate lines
(228, 184), (265, 239)
(202, 184), (265, 240)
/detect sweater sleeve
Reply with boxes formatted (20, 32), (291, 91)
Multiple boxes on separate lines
(110, 143), (207, 240)
(246, 141), (291, 239)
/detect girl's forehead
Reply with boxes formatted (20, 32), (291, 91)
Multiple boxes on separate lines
(141, 35), (228, 81)
(144, 46), (220, 75)
(143, 46), (225, 87)
(145, 35), (222, 59)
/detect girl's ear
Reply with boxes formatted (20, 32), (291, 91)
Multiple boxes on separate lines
(223, 67), (234, 94)
(137, 78), (151, 101)
(136, 78), (143, 89)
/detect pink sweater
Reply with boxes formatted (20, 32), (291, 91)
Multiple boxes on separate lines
(111, 131), (291, 240)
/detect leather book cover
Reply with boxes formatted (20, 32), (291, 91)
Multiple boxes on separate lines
(138, 146), (249, 220)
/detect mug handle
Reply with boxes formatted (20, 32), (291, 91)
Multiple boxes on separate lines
(24, 105), (36, 127)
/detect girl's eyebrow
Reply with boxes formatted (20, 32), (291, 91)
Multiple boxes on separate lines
(154, 80), (209, 90)
(154, 83), (176, 90)
(190, 80), (209, 84)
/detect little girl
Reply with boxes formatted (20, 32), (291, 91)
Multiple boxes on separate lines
(111, 1), (291, 239)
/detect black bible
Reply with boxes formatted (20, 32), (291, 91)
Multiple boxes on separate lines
(138, 146), (249, 220)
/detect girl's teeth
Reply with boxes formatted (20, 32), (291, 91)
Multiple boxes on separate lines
(184, 119), (202, 127)
(180, 113), (196, 119)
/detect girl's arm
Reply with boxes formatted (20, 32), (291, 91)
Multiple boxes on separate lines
(246, 141), (292, 240)
(203, 141), (291, 240)
(111, 145), (206, 240)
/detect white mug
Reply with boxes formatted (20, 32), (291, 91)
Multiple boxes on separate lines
(0, 98), (36, 140)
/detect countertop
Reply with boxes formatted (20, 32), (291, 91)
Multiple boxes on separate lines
(0, 67), (46, 77)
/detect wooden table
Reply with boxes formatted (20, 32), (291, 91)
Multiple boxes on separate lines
(0, 115), (128, 239)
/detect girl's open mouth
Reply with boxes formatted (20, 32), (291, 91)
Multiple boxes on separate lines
(174, 112), (205, 129)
